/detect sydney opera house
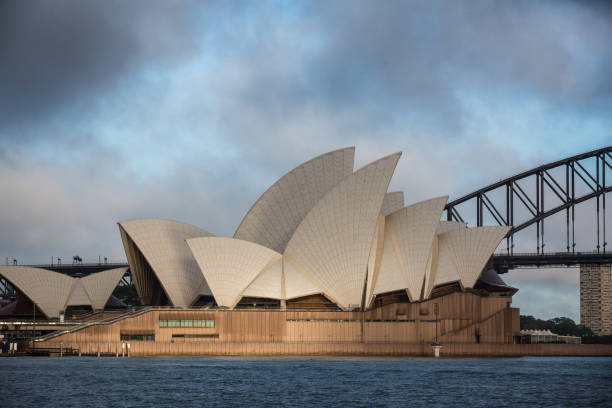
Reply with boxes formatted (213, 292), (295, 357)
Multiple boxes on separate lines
(0, 147), (522, 356)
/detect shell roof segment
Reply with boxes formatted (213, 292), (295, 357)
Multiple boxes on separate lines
(438, 225), (510, 288)
(372, 196), (448, 300)
(284, 152), (401, 310)
(80, 267), (128, 310)
(0, 266), (74, 318)
(387, 196), (448, 300)
(283, 259), (322, 299)
(118, 219), (214, 308)
(242, 258), (282, 300)
(0, 266), (126, 318)
(187, 237), (282, 308)
(234, 147), (355, 253)
(381, 192), (405, 216)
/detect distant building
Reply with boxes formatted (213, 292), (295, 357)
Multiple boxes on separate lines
(519, 329), (581, 344)
(580, 264), (612, 336)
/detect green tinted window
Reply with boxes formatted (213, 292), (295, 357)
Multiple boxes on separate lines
(159, 319), (214, 328)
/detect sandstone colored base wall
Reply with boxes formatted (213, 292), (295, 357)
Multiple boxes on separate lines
(40, 292), (518, 346)
(34, 341), (612, 357)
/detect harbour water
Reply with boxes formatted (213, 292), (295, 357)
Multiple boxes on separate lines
(1, 357), (611, 407)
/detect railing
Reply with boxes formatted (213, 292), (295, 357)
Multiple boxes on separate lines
(494, 250), (609, 257)
(22, 262), (128, 269)
(35, 307), (155, 342)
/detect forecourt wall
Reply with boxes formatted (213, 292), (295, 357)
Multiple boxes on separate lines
(36, 292), (527, 356)
(34, 292), (612, 356)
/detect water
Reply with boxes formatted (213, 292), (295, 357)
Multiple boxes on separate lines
(1, 357), (611, 407)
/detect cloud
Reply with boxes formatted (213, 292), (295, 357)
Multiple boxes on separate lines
(0, 0), (210, 133)
(0, 0), (610, 319)
(0, 146), (244, 265)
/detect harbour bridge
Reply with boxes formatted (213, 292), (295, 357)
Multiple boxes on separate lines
(1, 146), (610, 297)
(445, 146), (611, 272)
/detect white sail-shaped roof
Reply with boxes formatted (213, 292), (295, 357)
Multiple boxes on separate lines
(372, 220), (408, 296)
(422, 235), (439, 299)
(0, 266), (74, 318)
(372, 196), (448, 301)
(433, 234), (461, 287)
(242, 259), (282, 299)
(65, 281), (92, 307)
(381, 192), (405, 216)
(283, 259), (322, 299)
(284, 153), (401, 310)
(422, 221), (467, 298)
(364, 193), (405, 307)
(187, 237), (282, 308)
(81, 267), (127, 310)
(437, 221), (467, 235)
(0, 266), (125, 318)
(118, 219), (213, 308)
(365, 215), (385, 308)
(438, 226), (510, 288)
(234, 147), (355, 253)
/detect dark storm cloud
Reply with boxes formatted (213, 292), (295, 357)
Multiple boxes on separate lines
(312, 0), (612, 101)
(199, 0), (612, 177)
(0, 0), (208, 134)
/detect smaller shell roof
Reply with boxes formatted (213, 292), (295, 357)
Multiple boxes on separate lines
(0, 266), (126, 318)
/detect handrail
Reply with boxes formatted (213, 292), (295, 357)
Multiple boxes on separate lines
(493, 250), (610, 257)
(35, 307), (155, 341)
(21, 262), (128, 268)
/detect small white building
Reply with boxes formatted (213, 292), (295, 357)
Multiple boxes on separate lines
(520, 329), (581, 344)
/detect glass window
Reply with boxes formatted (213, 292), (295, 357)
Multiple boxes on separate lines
(159, 319), (215, 328)
(120, 333), (154, 341)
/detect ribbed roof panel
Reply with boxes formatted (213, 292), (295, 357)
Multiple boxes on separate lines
(118, 219), (213, 308)
(187, 237), (282, 308)
(0, 266), (74, 318)
(234, 147), (355, 253)
(284, 153), (401, 309)
(438, 226), (510, 288)
(381, 192), (405, 216)
(81, 267), (127, 310)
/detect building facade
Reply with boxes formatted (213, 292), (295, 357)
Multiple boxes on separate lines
(2, 148), (530, 355)
(580, 264), (612, 335)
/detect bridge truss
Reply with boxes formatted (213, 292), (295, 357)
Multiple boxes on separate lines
(445, 146), (611, 256)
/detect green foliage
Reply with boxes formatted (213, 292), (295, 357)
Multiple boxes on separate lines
(112, 284), (140, 306)
(520, 315), (612, 344)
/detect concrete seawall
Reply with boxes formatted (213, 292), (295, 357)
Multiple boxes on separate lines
(32, 341), (612, 357)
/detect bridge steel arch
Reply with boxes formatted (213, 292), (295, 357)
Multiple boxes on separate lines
(445, 146), (612, 255)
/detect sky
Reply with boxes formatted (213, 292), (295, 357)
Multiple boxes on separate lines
(1, 0), (611, 321)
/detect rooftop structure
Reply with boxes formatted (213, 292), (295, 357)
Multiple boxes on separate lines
(120, 147), (510, 311)
(0, 266), (126, 318)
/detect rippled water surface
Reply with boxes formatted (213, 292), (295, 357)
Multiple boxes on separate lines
(1, 356), (611, 407)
